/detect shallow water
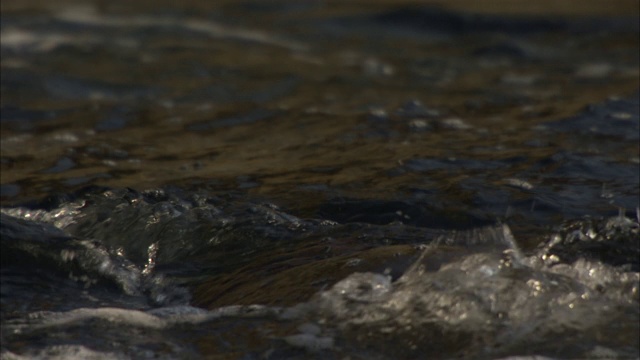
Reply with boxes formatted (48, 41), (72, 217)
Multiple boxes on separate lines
(1, 1), (639, 359)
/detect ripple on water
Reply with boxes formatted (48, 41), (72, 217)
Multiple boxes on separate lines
(1, 192), (638, 359)
(1, 1), (639, 358)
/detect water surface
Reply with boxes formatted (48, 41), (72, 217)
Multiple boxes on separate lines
(1, 1), (639, 359)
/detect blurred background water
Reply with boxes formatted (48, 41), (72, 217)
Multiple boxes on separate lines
(1, 1), (639, 359)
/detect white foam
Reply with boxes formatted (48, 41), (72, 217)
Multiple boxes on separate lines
(0, 28), (101, 53)
(32, 307), (166, 330)
(24, 345), (125, 360)
(53, 5), (306, 51)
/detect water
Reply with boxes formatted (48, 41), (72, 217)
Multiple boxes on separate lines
(1, 1), (639, 359)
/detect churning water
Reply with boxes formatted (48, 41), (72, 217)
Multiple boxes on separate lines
(1, 1), (639, 359)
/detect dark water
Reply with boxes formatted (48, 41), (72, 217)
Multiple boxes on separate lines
(1, 2), (639, 359)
